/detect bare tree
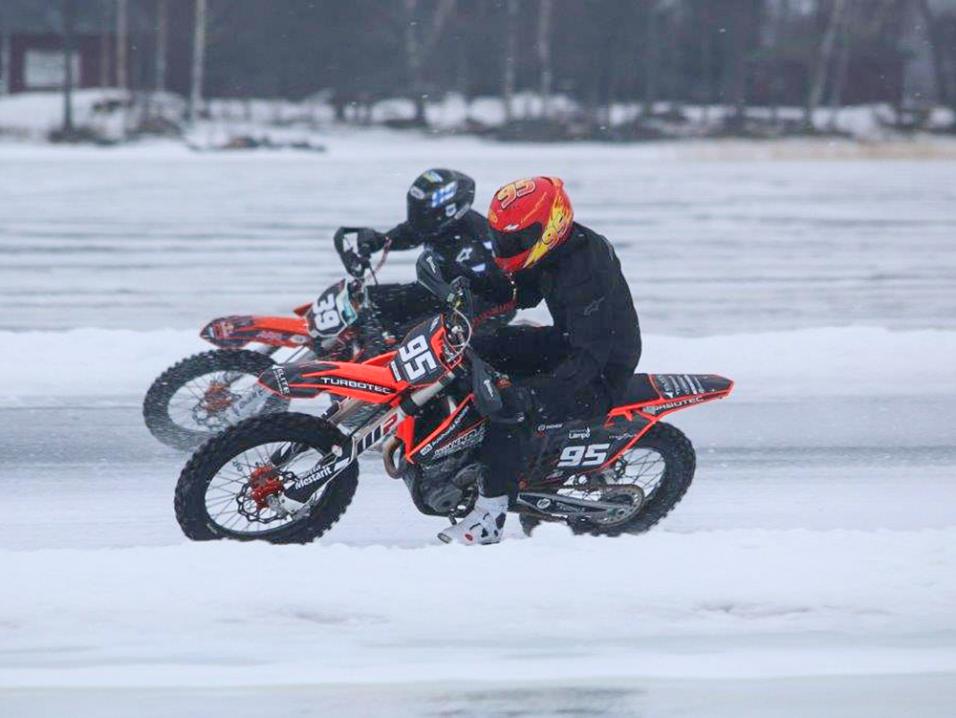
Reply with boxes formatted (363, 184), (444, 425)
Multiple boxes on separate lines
(61, 0), (76, 133)
(805, 0), (846, 130)
(503, 0), (518, 123)
(403, 0), (456, 125)
(155, 0), (167, 93)
(0, 3), (9, 95)
(916, 0), (949, 106)
(537, 0), (553, 118)
(828, 0), (855, 128)
(642, 1), (660, 117)
(117, 0), (128, 93)
(98, 0), (112, 87)
(190, 0), (207, 124)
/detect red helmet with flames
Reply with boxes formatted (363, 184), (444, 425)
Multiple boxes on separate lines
(487, 176), (574, 274)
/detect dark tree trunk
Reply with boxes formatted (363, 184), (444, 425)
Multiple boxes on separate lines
(537, 0), (553, 118)
(62, 0), (76, 133)
(503, 0), (517, 122)
(916, 0), (949, 106)
(642, 1), (659, 117)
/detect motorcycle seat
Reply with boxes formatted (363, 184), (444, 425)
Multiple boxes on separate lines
(623, 374), (659, 404)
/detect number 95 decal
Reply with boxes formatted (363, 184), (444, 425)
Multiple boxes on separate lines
(557, 443), (610, 468)
(397, 335), (438, 381)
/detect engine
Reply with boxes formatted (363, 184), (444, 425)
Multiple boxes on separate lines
(403, 453), (480, 516)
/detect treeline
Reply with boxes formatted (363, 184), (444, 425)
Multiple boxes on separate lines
(4, 0), (956, 134)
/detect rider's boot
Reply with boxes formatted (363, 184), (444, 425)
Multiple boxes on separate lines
(437, 494), (508, 545)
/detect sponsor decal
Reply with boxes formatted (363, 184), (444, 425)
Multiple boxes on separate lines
(423, 170), (443, 183)
(409, 186), (426, 200)
(271, 367), (290, 396)
(643, 397), (702, 415)
(536, 498), (552, 510)
(654, 374), (707, 399)
(417, 408), (474, 458)
(290, 460), (340, 490)
(583, 296), (605, 316)
(319, 376), (393, 395)
(431, 424), (485, 459)
(536, 423), (563, 431)
(568, 427), (591, 440)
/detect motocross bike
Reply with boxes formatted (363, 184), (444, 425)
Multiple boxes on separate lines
(174, 252), (734, 544)
(144, 228), (414, 451)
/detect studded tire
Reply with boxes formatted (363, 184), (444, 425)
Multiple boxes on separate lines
(522, 422), (696, 538)
(143, 349), (289, 451)
(174, 412), (358, 544)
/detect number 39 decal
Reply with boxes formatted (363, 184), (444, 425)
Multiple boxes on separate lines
(557, 443), (610, 468)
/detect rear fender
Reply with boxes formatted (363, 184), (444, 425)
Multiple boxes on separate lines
(258, 360), (406, 403)
(201, 314), (310, 349)
(608, 373), (734, 422)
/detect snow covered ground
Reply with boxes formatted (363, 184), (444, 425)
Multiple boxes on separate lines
(0, 135), (954, 716)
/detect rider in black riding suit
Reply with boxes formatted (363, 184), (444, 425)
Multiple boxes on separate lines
(438, 176), (642, 545)
(340, 169), (515, 338)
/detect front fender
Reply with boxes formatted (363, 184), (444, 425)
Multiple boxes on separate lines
(201, 315), (310, 349)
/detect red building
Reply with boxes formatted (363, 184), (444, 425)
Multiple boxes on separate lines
(4, 33), (115, 93)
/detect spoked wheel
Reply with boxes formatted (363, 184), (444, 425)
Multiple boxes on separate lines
(175, 413), (357, 543)
(521, 423), (696, 538)
(143, 350), (289, 450)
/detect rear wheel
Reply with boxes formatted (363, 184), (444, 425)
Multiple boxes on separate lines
(583, 422), (695, 536)
(143, 349), (289, 451)
(521, 422), (695, 538)
(174, 412), (357, 544)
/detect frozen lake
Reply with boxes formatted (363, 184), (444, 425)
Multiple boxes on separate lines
(0, 135), (954, 716)
(1, 134), (954, 334)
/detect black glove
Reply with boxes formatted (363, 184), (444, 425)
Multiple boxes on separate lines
(341, 249), (369, 277)
(493, 383), (535, 423)
(356, 228), (387, 257)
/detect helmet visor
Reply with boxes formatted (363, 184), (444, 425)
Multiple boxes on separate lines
(490, 223), (542, 260)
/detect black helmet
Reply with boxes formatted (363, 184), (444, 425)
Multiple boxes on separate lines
(407, 169), (475, 238)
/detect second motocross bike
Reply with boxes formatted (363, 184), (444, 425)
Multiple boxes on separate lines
(145, 228), (440, 450)
(174, 253), (733, 543)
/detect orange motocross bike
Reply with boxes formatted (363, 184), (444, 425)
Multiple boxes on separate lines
(144, 228), (426, 450)
(174, 253), (733, 543)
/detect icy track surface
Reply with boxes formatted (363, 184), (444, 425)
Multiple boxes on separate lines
(0, 135), (954, 334)
(1, 137), (955, 716)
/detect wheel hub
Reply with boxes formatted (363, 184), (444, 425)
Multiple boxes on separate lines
(246, 464), (284, 509)
(201, 381), (237, 414)
(590, 485), (645, 527)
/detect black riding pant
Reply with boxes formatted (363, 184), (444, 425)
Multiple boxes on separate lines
(472, 325), (613, 497)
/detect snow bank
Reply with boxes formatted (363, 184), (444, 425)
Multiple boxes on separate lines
(0, 326), (952, 403)
(1, 526), (953, 687)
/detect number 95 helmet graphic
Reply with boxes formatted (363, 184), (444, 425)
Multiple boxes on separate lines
(488, 176), (574, 274)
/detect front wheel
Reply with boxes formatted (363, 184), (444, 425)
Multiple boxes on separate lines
(143, 349), (289, 450)
(174, 412), (358, 543)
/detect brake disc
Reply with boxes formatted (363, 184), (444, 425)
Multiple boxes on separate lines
(587, 484), (645, 527)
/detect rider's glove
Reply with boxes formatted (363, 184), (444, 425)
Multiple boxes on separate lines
(356, 228), (387, 257)
(495, 383), (535, 423)
(341, 249), (369, 277)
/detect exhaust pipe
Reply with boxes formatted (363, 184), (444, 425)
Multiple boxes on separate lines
(382, 437), (405, 478)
